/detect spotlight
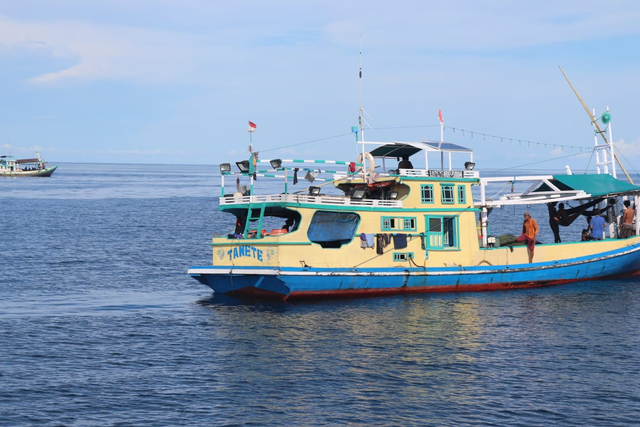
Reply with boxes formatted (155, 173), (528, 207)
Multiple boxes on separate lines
(464, 161), (476, 171)
(309, 186), (321, 196)
(351, 188), (366, 200)
(219, 163), (231, 173)
(270, 159), (282, 169)
(236, 161), (250, 173)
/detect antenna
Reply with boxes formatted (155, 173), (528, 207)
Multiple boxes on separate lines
(358, 35), (368, 181)
(359, 36), (363, 140)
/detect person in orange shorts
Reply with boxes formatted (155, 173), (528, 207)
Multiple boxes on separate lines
(516, 211), (539, 263)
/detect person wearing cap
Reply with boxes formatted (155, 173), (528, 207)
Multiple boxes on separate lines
(516, 211), (539, 263)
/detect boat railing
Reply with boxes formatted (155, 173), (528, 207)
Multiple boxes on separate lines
(397, 169), (479, 179)
(220, 193), (402, 208)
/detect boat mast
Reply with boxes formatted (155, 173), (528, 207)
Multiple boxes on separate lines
(358, 36), (367, 182)
(558, 66), (633, 184)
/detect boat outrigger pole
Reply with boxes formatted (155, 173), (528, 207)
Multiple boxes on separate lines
(558, 66), (634, 184)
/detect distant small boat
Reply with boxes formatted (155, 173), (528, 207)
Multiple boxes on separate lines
(0, 151), (57, 177)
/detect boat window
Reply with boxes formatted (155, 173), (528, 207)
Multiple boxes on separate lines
(421, 184), (434, 204)
(425, 215), (459, 250)
(382, 216), (417, 231)
(307, 211), (360, 248)
(441, 184), (455, 204)
(457, 185), (466, 204)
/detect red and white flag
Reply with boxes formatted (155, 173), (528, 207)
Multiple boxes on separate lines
(438, 109), (443, 125)
(248, 121), (257, 133)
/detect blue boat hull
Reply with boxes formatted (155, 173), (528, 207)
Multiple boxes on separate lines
(189, 242), (640, 299)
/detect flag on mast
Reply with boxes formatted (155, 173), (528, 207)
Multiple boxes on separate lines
(438, 109), (443, 124)
(248, 121), (257, 133)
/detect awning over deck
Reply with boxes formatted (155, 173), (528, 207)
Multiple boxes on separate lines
(534, 174), (640, 197)
(368, 141), (472, 158)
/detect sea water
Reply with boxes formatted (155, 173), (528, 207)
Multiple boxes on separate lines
(1, 163), (639, 426)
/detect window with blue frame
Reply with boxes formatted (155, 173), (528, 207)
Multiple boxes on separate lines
(425, 215), (459, 250)
(457, 185), (466, 204)
(421, 184), (434, 203)
(382, 216), (417, 231)
(441, 184), (455, 204)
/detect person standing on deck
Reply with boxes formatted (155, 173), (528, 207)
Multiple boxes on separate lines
(547, 202), (561, 243)
(398, 155), (413, 169)
(516, 211), (539, 263)
(590, 210), (607, 240)
(620, 201), (635, 238)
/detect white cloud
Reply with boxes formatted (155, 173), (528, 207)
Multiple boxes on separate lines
(0, 15), (207, 84)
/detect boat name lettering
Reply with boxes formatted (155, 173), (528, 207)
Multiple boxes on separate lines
(228, 246), (263, 262)
(427, 170), (463, 178)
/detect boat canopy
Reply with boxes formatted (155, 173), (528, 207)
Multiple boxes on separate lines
(534, 174), (640, 198)
(364, 140), (474, 173)
(368, 141), (472, 158)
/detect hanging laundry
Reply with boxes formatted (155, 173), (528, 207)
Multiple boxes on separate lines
(376, 234), (384, 254)
(360, 233), (374, 249)
(393, 233), (408, 249)
(304, 170), (316, 183)
(293, 168), (299, 185)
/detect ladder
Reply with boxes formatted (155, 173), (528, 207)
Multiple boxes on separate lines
(243, 202), (266, 239)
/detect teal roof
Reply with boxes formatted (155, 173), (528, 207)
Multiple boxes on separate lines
(536, 174), (640, 197)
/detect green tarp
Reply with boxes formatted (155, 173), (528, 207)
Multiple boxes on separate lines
(535, 174), (640, 197)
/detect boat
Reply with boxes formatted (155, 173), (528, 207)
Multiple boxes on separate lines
(189, 65), (640, 300)
(0, 150), (58, 177)
(188, 122), (640, 300)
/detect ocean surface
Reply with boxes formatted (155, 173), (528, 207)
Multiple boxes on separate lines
(1, 163), (639, 426)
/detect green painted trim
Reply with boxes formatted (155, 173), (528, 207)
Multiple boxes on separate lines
(393, 252), (414, 261)
(381, 216), (418, 231)
(219, 204), (480, 213)
(420, 184), (435, 204)
(457, 184), (466, 204)
(440, 183), (456, 204)
(424, 214), (460, 250)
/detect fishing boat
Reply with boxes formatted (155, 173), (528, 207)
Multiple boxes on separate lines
(0, 150), (57, 177)
(188, 122), (640, 299)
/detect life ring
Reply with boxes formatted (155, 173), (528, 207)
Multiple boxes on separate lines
(356, 152), (375, 174)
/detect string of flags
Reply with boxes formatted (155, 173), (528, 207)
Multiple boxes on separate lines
(247, 114), (593, 156)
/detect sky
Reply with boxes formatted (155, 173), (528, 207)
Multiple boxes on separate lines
(0, 0), (639, 173)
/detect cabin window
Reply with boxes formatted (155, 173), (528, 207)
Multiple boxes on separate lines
(393, 252), (414, 262)
(307, 211), (360, 248)
(425, 215), (459, 250)
(441, 184), (455, 204)
(457, 185), (466, 204)
(382, 216), (417, 231)
(421, 184), (434, 203)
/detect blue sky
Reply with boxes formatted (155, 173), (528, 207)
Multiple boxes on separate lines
(0, 0), (639, 173)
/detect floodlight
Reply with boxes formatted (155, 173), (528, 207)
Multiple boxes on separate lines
(270, 159), (282, 169)
(236, 160), (250, 173)
(464, 161), (476, 171)
(219, 163), (232, 173)
(389, 191), (399, 200)
(351, 188), (366, 200)
(309, 186), (321, 196)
